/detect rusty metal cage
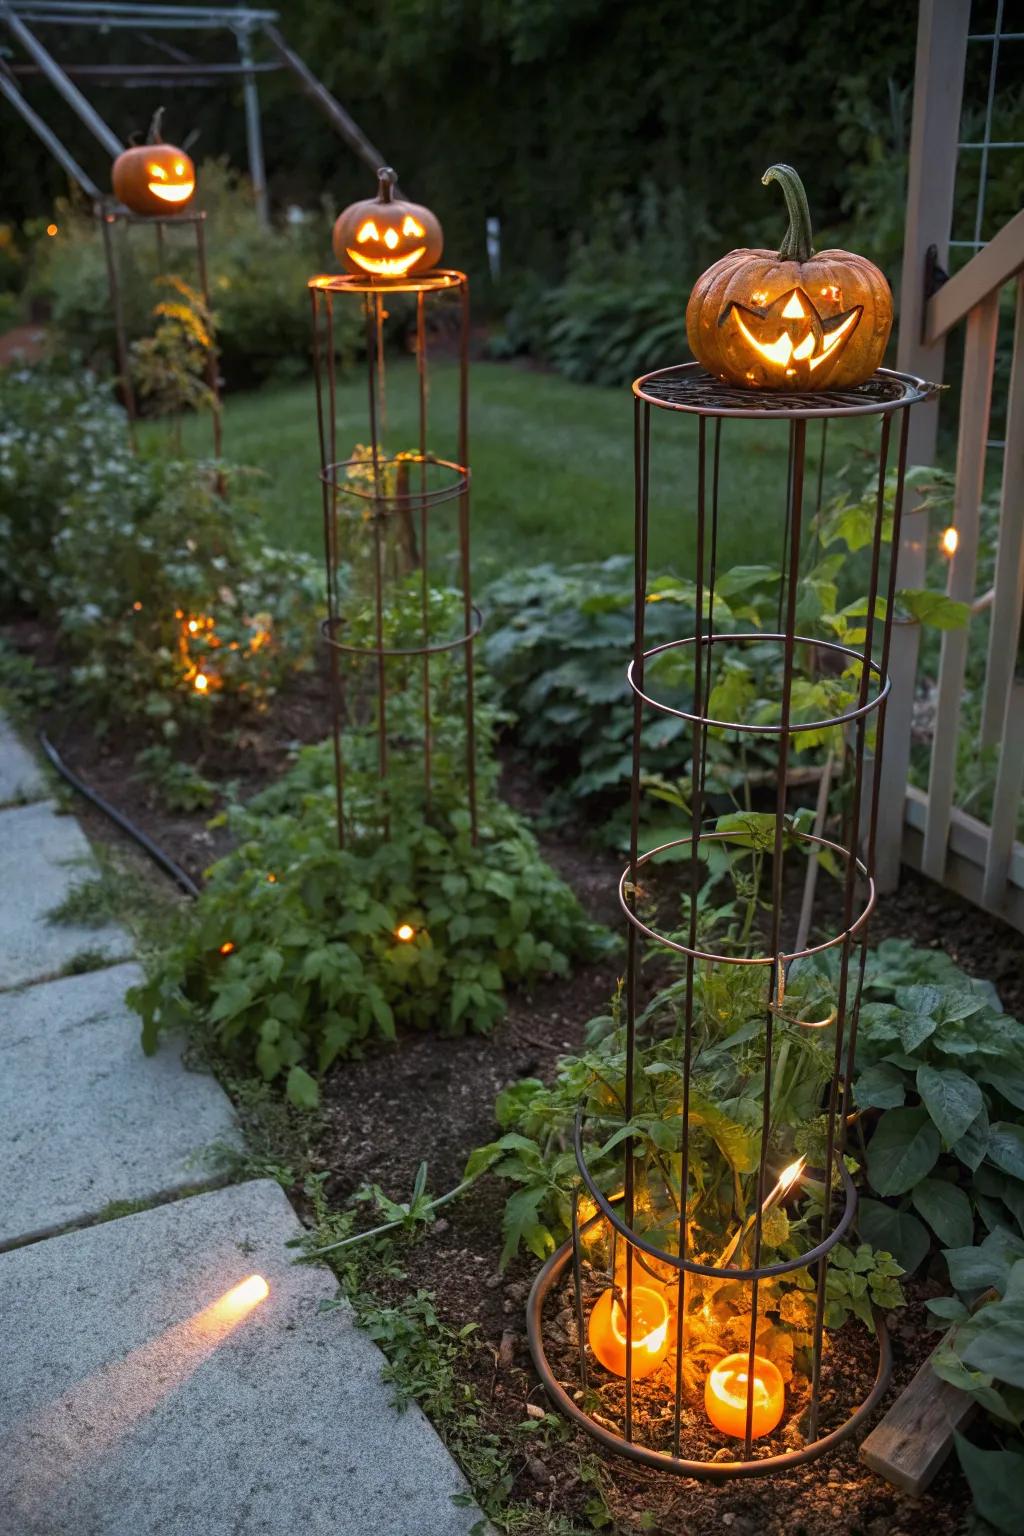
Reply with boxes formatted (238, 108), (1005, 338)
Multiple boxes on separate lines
(527, 364), (937, 1478)
(97, 203), (222, 458)
(308, 269), (477, 847)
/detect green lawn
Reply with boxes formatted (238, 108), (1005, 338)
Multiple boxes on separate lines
(162, 360), (894, 581)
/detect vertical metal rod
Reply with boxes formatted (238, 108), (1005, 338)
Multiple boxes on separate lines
(457, 277), (478, 843)
(193, 215), (222, 461)
(324, 294), (340, 618)
(807, 411), (893, 1441)
(311, 288), (345, 849)
(623, 397), (651, 1441)
(100, 211), (137, 435)
(417, 289), (431, 809)
(234, 21), (269, 228)
(671, 411), (707, 1457)
(571, 1187), (589, 1391)
(363, 295), (388, 812)
(744, 417), (805, 1457)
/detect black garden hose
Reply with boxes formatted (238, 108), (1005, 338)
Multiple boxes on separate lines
(38, 731), (200, 899)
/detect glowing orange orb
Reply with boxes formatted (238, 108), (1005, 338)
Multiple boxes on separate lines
(588, 1285), (670, 1379)
(395, 923), (416, 942)
(705, 1352), (785, 1439)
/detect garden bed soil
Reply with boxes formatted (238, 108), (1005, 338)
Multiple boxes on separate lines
(12, 670), (1022, 1531)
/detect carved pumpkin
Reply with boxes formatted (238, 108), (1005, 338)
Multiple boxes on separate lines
(686, 164), (892, 391)
(332, 167), (443, 280)
(112, 108), (196, 216)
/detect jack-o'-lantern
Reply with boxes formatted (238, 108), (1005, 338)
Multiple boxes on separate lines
(112, 107), (196, 217)
(332, 167), (443, 280)
(686, 164), (892, 391)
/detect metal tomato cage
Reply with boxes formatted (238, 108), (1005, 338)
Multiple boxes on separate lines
(527, 363), (936, 1478)
(97, 201), (222, 458)
(308, 269), (478, 847)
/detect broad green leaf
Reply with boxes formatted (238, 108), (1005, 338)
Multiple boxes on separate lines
(989, 1124), (1024, 1182)
(945, 1228), (1024, 1295)
(285, 1064), (319, 1109)
(916, 1065), (984, 1148)
(954, 1436), (1024, 1534)
(896, 589), (971, 631)
(926, 1295), (969, 1323)
(857, 1199), (930, 1273)
(912, 1178), (975, 1248)
(962, 1301), (1024, 1389)
(866, 1107), (941, 1196)
(855, 1062), (907, 1110)
(953, 1104), (991, 1171)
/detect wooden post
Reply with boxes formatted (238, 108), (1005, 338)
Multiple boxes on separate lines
(981, 275), (1024, 746)
(877, 0), (970, 892)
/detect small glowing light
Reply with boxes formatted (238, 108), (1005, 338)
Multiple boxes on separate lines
(395, 923), (416, 942)
(193, 673), (209, 693)
(188, 619), (198, 632)
(132, 601), (142, 612)
(706, 1353), (785, 1439)
(46, 223), (58, 237)
(219, 941), (235, 956)
(941, 526), (959, 557)
(777, 1157), (805, 1194)
(209, 1274), (269, 1322)
(267, 873), (277, 884)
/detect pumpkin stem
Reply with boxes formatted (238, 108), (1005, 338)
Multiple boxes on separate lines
(147, 106), (165, 145)
(376, 166), (398, 204)
(762, 163), (814, 263)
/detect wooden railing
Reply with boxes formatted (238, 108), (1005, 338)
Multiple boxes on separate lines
(879, 0), (1024, 927)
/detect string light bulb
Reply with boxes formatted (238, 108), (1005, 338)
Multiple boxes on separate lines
(940, 526), (959, 557)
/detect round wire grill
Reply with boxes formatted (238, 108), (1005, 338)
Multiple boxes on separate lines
(309, 268), (465, 295)
(634, 363), (934, 418)
(320, 453), (470, 515)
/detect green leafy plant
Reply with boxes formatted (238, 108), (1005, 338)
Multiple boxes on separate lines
(851, 938), (1024, 1275)
(130, 273), (219, 447)
(131, 725), (607, 1104)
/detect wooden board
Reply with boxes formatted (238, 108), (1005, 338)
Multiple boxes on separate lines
(859, 1303), (996, 1499)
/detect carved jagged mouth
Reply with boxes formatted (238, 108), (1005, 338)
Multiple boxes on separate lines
(719, 288), (863, 373)
(147, 181), (195, 203)
(346, 247), (427, 277)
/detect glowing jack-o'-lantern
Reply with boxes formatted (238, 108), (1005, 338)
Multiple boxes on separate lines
(332, 167), (443, 280)
(112, 108), (196, 217)
(686, 164), (892, 391)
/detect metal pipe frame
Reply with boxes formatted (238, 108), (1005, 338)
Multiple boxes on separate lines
(528, 366), (936, 1478)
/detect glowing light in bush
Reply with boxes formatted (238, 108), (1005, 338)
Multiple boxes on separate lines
(941, 526), (959, 557)
(395, 923), (416, 942)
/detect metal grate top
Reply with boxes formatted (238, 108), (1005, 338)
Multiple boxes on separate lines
(633, 363), (936, 420)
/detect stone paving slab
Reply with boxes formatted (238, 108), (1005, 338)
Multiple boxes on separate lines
(0, 718), (46, 807)
(0, 964), (239, 1248)
(0, 1179), (486, 1536)
(0, 800), (132, 990)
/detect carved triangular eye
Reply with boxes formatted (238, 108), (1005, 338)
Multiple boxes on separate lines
(402, 215), (425, 238)
(356, 220), (379, 243)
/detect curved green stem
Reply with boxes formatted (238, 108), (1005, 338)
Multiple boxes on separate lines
(762, 163), (814, 263)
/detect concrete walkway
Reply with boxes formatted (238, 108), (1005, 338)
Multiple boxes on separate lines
(0, 717), (485, 1535)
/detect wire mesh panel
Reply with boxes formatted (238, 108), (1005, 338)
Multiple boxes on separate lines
(528, 364), (936, 1477)
(308, 270), (477, 847)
